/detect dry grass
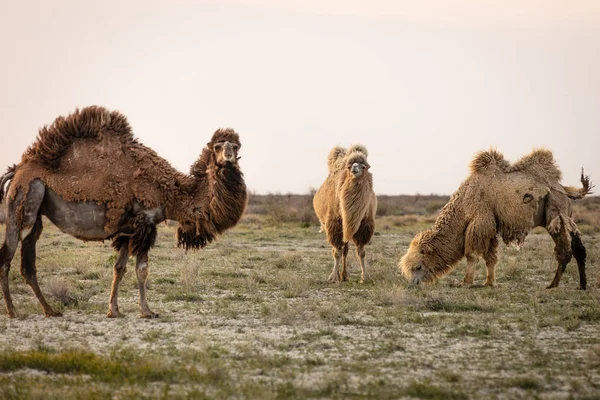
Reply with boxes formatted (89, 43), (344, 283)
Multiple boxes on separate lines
(0, 195), (598, 398)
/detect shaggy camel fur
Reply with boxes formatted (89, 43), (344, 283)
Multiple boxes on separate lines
(400, 149), (592, 289)
(313, 145), (377, 282)
(0, 106), (247, 318)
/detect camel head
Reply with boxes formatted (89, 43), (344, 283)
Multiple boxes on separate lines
(399, 231), (449, 285)
(209, 128), (241, 166)
(345, 151), (370, 179)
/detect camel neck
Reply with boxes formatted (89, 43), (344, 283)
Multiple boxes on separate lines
(429, 193), (468, 267)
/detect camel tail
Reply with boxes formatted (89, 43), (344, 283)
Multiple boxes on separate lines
(0, 165), (16, 204)
(563, 168), (594, 200)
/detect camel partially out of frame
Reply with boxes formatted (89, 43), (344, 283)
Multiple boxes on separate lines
(400, 149), (592, 289)
(313, 145), (377, 283)
(0, 106), (247, 318)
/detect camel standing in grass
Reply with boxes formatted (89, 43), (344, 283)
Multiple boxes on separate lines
(0, 106), (247, 318)
(400, 149), (592, 289)
(313, 145), (377, 283)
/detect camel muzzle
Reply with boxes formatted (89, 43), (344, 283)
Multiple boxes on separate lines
(223, 142), (235, 162)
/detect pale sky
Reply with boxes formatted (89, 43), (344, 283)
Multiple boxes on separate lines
(1, 0), (598, 195)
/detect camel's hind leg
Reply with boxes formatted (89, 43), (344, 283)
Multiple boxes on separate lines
(135, 252), (158, 318)
(20, 215), (61, 317)
(355, 245), (372, 283)
(0, 193), (21, 317)
(339, 243), (349, 281)
(326, 218), (344, 283)
(107, 237), (130, 318)
(570, 231), (587, 290)
(547, 218), (573, 289)
(1, 180), (46, 317)
(483, 236), (499, 287)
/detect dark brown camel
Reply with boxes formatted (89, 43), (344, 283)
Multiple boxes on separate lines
(0, 106), (247, 318)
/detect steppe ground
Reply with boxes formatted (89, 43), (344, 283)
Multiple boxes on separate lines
(0, 195), (598, 399)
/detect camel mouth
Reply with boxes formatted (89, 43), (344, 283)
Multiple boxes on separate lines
(223, 153), (235, 163)
(220, 142), (237, 163)
(351, 163), (362, 177)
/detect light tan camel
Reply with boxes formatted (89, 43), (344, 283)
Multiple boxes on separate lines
(313, 145), (377, 283)
(400, 149), (592, 289)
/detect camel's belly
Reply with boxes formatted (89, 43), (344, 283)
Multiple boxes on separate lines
(40, 187), (113, 240)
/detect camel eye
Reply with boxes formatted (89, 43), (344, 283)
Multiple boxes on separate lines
(214, 144), (223, 151)
(416, 265), (422, 271)
(232, 144), (239, 151)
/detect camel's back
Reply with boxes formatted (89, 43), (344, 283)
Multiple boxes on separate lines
(11, 107), (188, 232)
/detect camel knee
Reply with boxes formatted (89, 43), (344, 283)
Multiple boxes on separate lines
(356, 246), (366, 259)
(570, 232), (586, 261)
(0, 264), (10, 279)
(332, 247), (343, 259)
(555, 248), (572, 268)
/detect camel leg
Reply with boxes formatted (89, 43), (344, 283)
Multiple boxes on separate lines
(570, 231), (587, 290)
(135, 252), (158, 318)
(339, 243), (349, 281)
(356, 245), (371, 283)
(20, 216), (61, 317)
(353, 218), (375, 283)
(462, 254), (477, 285)
(326, 217), (344, 283)
(0, 196), (20, 318)
(107, 239), (129, 318)
(328, 247), (343, 282)
(483, 237), (499, 287)
(547, 228), (573, 289)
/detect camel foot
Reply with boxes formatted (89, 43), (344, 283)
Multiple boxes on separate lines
(140, 310), (159, 319)
(461, 278), (474, 286)
(6, 307), (16, 319)
(44, 309), (63, 318)
(328, 273), (340, 283)
(546, 283), (558, 289)
(484, 281), (496, 288)
(577, 286), (587, 291)
(107, 310), (125, 318)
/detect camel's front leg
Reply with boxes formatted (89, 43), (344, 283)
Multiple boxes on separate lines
(483, 237), (499, 287)
(328, 247), (343, 282)
(107, 243), (130, 318)
(356, 245), (371, 283)
(462, 254), (477, 285)
(135, 252), (158, 318)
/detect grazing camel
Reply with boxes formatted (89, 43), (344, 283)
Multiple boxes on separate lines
(400, 148), (592, 289)
(313, 145), (377, 283)
(0, 106), (247, 318)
